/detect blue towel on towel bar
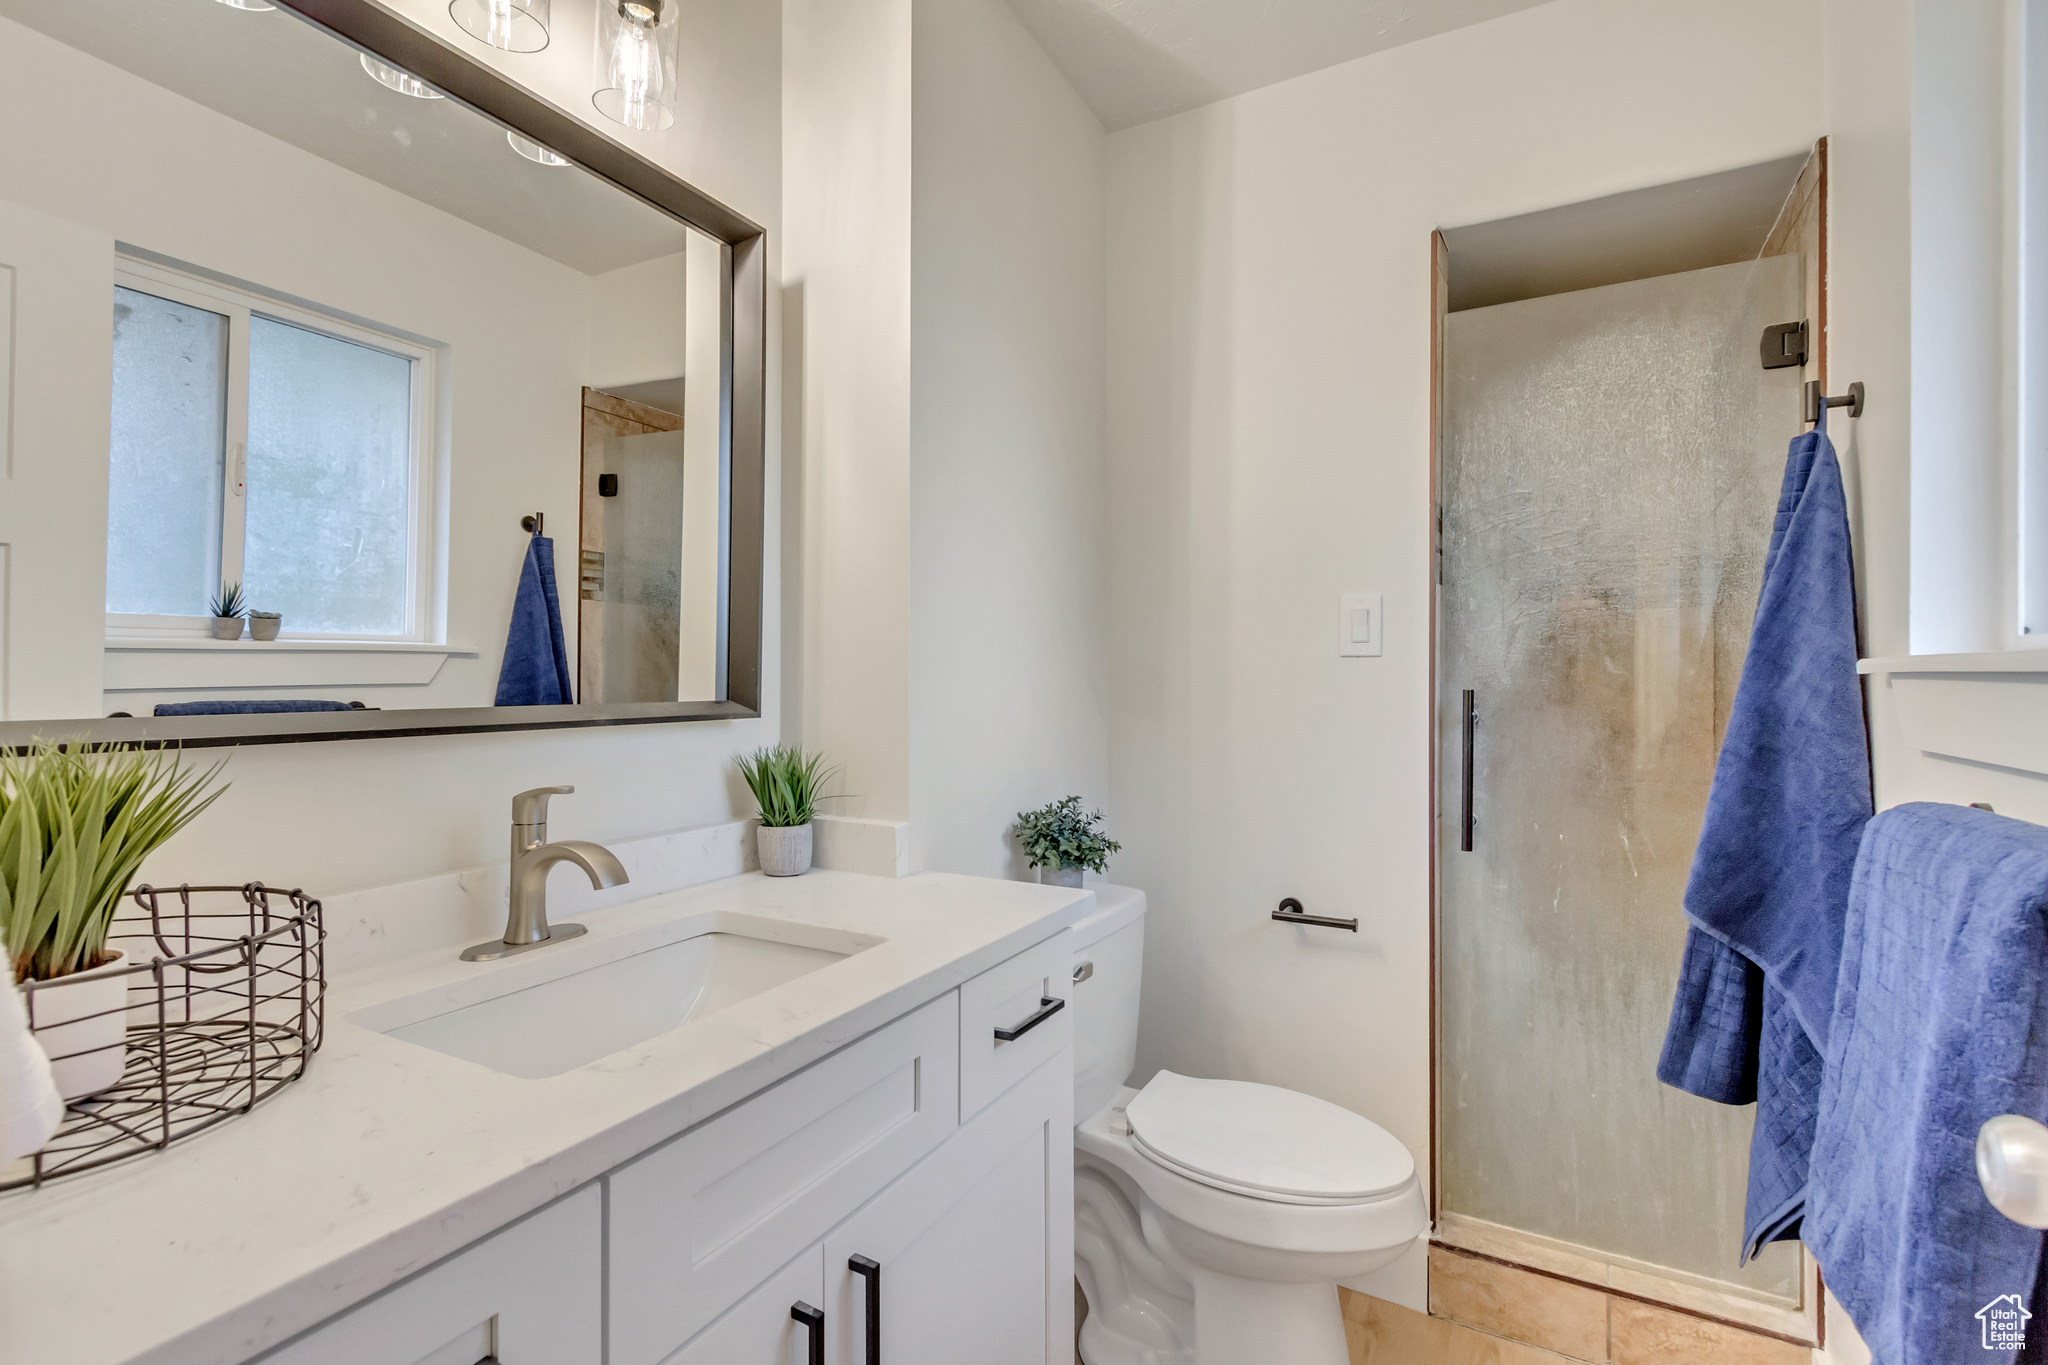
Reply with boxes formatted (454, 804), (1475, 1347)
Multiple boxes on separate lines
(1809, 804), (2048, 1365)
(153, 700), (355, 716)
(1656, 414), (1871, 1259)
(495, 533), (573, 707)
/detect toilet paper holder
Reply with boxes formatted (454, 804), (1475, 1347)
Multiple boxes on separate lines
(1273, 897), (1357, 932)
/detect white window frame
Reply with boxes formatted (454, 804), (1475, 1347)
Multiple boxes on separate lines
(106, 257), (438, 643)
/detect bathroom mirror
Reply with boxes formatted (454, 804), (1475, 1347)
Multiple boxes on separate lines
(0, 0), (765, 748)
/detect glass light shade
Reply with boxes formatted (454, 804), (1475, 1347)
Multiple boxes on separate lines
(507, 131), (569, 166)
(592, 0), (679, 132)
(360, 53), (444, 100)
(449, 0), (550, 54)
(215, 0), (277, 9)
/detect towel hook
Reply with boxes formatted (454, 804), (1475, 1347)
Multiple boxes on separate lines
(520, 512), (545, 536)
(1803, 380), (1865, 424)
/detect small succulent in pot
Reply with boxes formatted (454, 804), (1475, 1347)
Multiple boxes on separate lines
(1013, 796), (1120, 889)
(248, 610), (282, 642)
(735, 746), (845, 877)
(208, 582), (247, 640)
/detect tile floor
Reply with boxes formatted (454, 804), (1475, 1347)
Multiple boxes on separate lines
(1340, 1246), (1812, 1365)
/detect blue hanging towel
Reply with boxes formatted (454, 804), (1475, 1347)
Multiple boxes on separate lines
(1809, 804), (2048, 1365)
(495, 533), (574, 707)
(1656, 410), (1871, 1259)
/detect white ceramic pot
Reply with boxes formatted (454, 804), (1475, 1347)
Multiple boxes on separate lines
(249, 615), (282, 641)
(210, 616), (245, 640)
(758, 823), (814, 877)
(1039, 865), (1084, 889)
(27, 951), (130, 1100)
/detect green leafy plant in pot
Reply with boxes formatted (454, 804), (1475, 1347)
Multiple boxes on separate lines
(0, 740), (229, 1098)
(1013, 796), (1119, 889)
(736, 746), (844, 877)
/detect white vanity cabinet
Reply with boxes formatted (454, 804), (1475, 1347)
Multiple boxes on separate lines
(253, 933), (1074, 1365)
(256, 1185), (602, 1365)
(821, 1048), (1073, 1365)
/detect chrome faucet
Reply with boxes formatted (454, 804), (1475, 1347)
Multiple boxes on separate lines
(460, 786), (629, 962)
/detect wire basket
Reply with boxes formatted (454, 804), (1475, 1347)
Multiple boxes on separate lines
(4, 883), (325, 1193)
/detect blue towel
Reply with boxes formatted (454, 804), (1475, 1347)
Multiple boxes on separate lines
(1808, 804), (2048, 1365)
(153, 700), (356, 716)
(495, 534), (573, 707)
(1656, 412), (1871, 1258)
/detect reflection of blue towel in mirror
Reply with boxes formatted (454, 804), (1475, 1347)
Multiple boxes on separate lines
(154, 700), (358, 716)
(495, 534), (574, 707)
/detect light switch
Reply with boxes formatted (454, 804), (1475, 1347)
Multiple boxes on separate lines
(1340, 593), (1383, 657)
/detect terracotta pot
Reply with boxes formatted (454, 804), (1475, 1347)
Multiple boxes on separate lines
(26, 951), (131, 1100)
(210, 617), (245, 640)
(1038, 865), (1084, 889)
(758, 823), (814, 877)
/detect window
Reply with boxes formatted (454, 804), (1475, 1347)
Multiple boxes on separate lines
(106, 260), (434, 639)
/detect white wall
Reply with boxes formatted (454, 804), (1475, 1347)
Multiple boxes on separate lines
(1104, 0), (1822, 1310)
(783, 0), (1107, 870)
(783, 0), (914, 822)
(907, 0), (1108, 878)
(0, 0), (784, 895)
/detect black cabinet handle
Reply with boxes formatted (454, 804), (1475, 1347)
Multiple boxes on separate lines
(850, 1254), (881, 1365)
(1460, 689), (1477, 852)
(994, 996), (1064, 1042)
(791, 1301), (824, 1365)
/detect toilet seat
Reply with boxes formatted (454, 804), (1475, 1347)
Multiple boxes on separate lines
(1124, 1072), (1414, 1206)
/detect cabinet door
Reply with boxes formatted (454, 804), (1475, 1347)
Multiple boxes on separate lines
(257, 1186), (601, 1365)
(663, 1245), (825, 1365)
(822, 1048), (1073, 1365)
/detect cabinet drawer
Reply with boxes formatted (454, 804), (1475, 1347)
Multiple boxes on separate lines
(609, 994), (960, 1365)
(958, 931), (1073, 1121)
(258, 1186), (600, 1365)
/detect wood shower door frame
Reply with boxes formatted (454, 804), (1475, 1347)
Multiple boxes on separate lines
(1425, 140), (1829, 1349)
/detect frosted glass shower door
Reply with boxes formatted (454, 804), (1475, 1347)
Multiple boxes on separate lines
(1438, 255), (1805, 1304)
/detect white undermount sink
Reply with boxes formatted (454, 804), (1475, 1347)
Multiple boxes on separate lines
(358, 914), (878, 1079)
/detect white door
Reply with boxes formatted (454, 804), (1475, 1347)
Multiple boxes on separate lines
(822, 1051), (1073, 1365)
(0, 197), (114, 722)
(663, 1245), (825, 1365)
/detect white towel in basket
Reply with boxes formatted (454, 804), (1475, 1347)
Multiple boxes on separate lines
(0, 960), (64, 1163)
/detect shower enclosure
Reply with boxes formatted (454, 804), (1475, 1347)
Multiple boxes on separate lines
(1436, 254), (1810, 1325)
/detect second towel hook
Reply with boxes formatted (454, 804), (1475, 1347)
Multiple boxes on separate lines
(1804, 380), (1865, 424)
(520, 512), (545, 536)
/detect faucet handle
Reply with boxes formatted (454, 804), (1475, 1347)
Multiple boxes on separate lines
(512, 785), (574, 828)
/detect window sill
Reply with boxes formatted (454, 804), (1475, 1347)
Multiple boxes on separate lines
(104, 638), (479, 692)
(1860, 653), (2048, 778)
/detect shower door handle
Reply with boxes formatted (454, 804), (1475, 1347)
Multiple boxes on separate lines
(1460, 689), (1476, 852)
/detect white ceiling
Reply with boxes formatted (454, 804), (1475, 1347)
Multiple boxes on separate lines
(1004, 0), (1562, 131)
(0, 0), (693, 275)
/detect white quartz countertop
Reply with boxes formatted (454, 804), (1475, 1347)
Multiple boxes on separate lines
(0, 869), (1092, 1365)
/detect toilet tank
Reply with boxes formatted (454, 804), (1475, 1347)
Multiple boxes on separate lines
(1070, 883), (1147, 1124)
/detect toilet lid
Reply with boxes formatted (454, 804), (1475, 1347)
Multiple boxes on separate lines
(1124, 1072), (1414, 1203)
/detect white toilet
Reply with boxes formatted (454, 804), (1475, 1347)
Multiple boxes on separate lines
(1070, 886), (1427, 1365)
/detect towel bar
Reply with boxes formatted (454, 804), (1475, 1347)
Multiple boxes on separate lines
(1273, 897), (1357, 932)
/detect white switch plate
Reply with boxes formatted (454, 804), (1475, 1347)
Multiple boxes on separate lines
(1340, 593), (1383, 657)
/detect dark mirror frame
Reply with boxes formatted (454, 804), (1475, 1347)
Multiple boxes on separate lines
(0, 0), (766, 751)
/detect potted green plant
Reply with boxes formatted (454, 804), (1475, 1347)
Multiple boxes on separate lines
(1, 740), (229, 1097)
(248, 610), (283, 642)
(1013, 796), (1120, 889)
(735, 745), (842, 877)
(209, 582), (247, 640)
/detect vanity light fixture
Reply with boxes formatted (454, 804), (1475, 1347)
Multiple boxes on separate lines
(450, 0), (550, 54)
(360, 53), (445, 100)
(508, 131), (569, 166)
(593, 0), (679, 132)
(213, 0), (277, 9)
